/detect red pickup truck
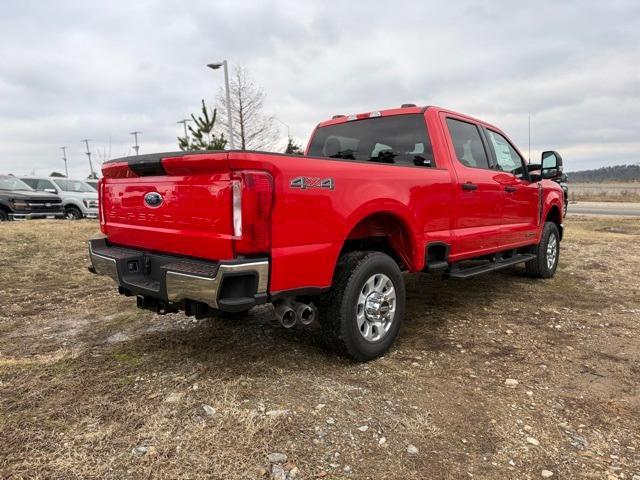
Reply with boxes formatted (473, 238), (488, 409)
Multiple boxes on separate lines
(89, 105), (564, 361)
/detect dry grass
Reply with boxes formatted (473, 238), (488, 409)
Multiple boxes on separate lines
(569, 183), (640, 203)
(1, 219), (639, 479)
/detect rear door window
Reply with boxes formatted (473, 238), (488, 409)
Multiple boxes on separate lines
(446, 118), (490, 169)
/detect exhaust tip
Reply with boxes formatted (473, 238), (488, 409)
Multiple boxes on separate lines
(281, 308), (296, 328)
(296, 305), (315, 325)
(275, 302), (297, 328)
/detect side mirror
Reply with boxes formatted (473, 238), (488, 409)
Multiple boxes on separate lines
(541, 151), (563, 180)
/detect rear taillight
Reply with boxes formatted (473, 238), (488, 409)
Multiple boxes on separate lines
(98, 178), (106, 234)
(231, 170), (274, 255)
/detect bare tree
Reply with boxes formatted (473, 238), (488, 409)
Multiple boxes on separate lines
(215, 66), (279, 151)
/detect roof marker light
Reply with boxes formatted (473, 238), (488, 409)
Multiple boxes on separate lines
(346, 114), (358, 121)
(369, 111), (382, 118)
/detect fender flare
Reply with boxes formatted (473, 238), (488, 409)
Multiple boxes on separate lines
(341, 199), (423, 271)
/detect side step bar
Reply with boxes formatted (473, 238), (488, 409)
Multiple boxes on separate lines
(443, 254), (536, 280)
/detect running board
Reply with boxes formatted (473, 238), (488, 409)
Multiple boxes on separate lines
(444, 254), (536, 280)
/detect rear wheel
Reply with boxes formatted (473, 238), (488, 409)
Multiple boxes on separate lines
(318, 251), (405, 361)
(525, 221), (560, 278)
(0, 209), (9, 221)
(65, 206), (83, 220)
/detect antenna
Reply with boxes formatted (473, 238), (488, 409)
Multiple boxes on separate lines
(177, 119), (191, 149)
(528, 113), (531, 162)
(129, 131), (142, 156)
(81, 139), (96, 179)
(60, 146), (69, 178)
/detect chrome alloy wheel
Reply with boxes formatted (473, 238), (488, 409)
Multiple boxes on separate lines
(356, 273), (396, 342)
(546, 233), (558, 270)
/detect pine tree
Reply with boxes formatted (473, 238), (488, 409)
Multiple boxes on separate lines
(284, 137), (303, 155)
(178, 100), (227, 151)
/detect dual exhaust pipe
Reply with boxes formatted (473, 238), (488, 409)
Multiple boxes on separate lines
(274, 300), (316, 328)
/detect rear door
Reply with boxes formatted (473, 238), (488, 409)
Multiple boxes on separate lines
(483, 128), (539, 247)
(443, 115), (503, 256)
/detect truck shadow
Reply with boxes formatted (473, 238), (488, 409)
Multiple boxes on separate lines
(105, 266), (539, 374)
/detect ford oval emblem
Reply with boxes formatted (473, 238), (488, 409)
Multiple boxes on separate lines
(144, 192), (163, 208)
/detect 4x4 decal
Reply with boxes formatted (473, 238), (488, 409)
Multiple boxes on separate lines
(290, 176), (335, 190)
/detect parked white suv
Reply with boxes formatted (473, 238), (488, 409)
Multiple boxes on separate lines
(20, 177), (98, 219)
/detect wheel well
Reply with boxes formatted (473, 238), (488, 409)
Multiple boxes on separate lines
(341, 213), (414, 270)
(546, 205), (563, 240)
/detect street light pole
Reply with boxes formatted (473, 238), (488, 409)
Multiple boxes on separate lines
(274, 117), (291, 139)
(207, 60), (235, 149)
(130, 131), (142, 156)
(177, 119), (191, 149)
(81, 139), (96, 178)
(60, 146), (69, 178)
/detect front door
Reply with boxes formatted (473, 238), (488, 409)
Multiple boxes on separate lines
(483, 128), (539, 247)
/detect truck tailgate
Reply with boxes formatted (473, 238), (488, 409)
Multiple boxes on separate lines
(100, 153), (234, 261)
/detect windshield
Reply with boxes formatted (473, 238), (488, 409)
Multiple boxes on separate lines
(0, 176), (34, 191)
(52, 179), (95, 193)
(307, 114), (434, 167)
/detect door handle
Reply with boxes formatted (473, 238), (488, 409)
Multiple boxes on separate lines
(504, 186), (518, 193)
(462, 182), (478, 191)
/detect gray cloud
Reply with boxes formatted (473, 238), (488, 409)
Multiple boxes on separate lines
(0, 0), (638, 177)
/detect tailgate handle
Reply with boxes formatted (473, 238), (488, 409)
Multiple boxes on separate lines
(504, 186), (518, 193)
(462, 182), (478, 191)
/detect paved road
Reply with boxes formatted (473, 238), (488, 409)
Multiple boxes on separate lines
(568, 201), (640, 217)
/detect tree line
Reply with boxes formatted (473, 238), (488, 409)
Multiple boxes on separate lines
(178, 66), (303, 155)
(567, 164), (640, 183)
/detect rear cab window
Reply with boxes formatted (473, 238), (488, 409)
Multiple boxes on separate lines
(307, 114), (435, 167)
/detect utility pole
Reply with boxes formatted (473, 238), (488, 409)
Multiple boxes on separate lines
(207, 60), (235, 149)
(81, 139), (96, 179)
(130, 131), (142, 156)
(60, 146), (69, 178)
(177, 119), (191, 149)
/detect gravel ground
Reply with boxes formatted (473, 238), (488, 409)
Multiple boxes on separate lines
(0, 217), (638, 479)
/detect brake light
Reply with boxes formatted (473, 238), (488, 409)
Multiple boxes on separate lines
(231, 170), (274, 255)
(98, 178), (106, 234)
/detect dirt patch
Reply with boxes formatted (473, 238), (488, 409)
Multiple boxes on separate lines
(0, 218), (639, 479)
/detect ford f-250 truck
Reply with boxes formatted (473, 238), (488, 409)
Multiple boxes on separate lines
(89, 105), (565, 361)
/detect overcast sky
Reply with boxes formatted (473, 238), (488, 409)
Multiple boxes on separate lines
(1, 0), (639, 178)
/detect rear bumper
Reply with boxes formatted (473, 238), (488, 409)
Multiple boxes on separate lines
(88, 238), (269, 313)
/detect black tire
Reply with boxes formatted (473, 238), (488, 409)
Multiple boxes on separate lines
(64, 206), (83, 220)
(318, 251), (405, 362)
(0, 209), (9, 221)
(525, 221), (560, 278)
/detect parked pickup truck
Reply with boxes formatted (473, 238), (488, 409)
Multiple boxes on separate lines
(89, 105), (565, 361)
(0, 175), (64, 221)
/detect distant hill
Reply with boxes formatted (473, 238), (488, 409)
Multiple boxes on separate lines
(567, 164), (640, 183)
